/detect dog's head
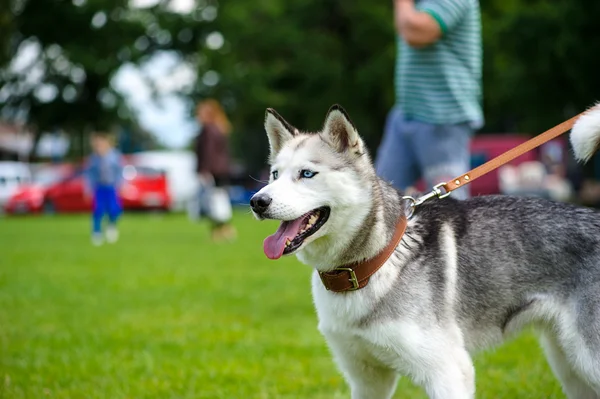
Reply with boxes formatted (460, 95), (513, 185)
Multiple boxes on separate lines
(251, 105), (376, 261)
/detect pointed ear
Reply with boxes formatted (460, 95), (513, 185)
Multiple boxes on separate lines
(264, 108), (297, 159)
(322, 104), (364, 155)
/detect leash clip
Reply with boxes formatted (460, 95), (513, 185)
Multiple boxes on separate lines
(415, 182), (450, 206)
(402, 182), (450, 219)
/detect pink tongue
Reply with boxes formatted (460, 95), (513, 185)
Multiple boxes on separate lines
(263, 217), (305, 260)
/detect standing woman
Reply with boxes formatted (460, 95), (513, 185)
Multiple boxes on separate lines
(194, 99), (237, 242)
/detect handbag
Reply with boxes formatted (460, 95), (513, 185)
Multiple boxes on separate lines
(208, 187), (233, 223)
(196, 174), (232, 223)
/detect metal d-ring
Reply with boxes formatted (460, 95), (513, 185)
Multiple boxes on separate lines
(402, 195), (416, 219)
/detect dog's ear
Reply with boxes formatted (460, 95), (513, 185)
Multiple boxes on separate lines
(265, 108), (297, 159)
(322, 104), (364, 155)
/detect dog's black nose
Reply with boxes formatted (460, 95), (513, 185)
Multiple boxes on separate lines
(250, 194), (272, 214)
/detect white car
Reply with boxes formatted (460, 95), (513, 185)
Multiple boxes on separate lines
(0, 162), (32, 211)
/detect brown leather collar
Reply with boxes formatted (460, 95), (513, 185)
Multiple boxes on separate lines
(319, 215), (408, 293)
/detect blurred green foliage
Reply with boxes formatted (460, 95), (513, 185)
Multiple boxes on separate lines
(1, 0), (599, 168)
(205, 1), (396, 172)
(207, 0), (600, 171)
(480, 0), (600, 133)
(0, 0), (211, 150)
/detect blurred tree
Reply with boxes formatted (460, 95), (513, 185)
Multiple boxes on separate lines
(117, 123), (166, 154)
(480, 0), (600, 134)
(201, 0), (600, 173)
(0, 0), (210, 159)
(199, 0), (396, 173)
(0, 0), (12, 66)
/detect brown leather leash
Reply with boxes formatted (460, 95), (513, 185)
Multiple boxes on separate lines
(320, 111), (586, 294)
(443, 113), (584, 194)
(411, 112), (585, 206)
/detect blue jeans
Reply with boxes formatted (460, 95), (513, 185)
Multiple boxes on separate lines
(375, 107), (474, 200)
(92, 185), (122, 234)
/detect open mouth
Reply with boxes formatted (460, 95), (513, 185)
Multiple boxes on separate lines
(263, 206), (330, 260)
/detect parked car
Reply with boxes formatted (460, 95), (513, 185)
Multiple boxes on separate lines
(129, 151), (199, 211)
(0, 162), (32, 211)
(3, 164), (72, 214)
(4, 163), (170, 214)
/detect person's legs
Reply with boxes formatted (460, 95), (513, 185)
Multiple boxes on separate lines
(92, 187), (106, 246)
(412, 121), (474, 200)
(375, 107), (420, 192)
(105, 186), (122, 243)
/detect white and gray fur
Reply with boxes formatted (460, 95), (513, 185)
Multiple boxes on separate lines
(251, 104), (600, 399)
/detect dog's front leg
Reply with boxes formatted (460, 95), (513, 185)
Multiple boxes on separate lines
(374, 320), (475, 399)
(419, 349), (475, 399)
(347, 363), (398, 399)
(344, 360), (398, 399)
(325, 334), (399, 399)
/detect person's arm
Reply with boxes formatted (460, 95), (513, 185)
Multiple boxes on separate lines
(395, 0), (441, 47)
(395, 0), (471, 48)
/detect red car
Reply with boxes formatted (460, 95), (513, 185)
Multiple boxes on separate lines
(4, 164), (72, 214)
(5, 163), (170, 214)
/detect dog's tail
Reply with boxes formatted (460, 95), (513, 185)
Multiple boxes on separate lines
(571, 103), (600, 163)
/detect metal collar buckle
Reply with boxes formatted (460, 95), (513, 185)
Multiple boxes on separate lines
(320, 267), (360, 291)
(335, 267), (360, 291)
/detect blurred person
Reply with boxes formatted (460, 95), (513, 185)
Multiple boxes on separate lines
(194, 99), (236, 242)
(85, 132), (125, 246)
(375, 0), (483, 200)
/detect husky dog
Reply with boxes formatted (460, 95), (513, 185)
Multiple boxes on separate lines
(250, 104), (600, 399)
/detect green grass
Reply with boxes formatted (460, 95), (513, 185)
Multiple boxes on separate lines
(0, 212), (565, 398)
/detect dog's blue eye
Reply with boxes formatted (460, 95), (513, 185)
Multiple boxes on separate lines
(300, 169), (317, 179)
(272, 170), (279, 180)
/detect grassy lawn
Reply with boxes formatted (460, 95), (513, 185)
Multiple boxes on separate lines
(0, 211), (565, 398)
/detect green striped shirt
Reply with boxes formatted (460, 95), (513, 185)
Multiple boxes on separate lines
(396, 0), (483, 127)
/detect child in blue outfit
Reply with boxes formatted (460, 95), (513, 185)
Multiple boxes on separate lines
(85, 133), (124, 246)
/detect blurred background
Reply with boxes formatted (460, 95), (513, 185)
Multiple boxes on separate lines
(0, 0), (600, 213)
(1, 1), (600, 398)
